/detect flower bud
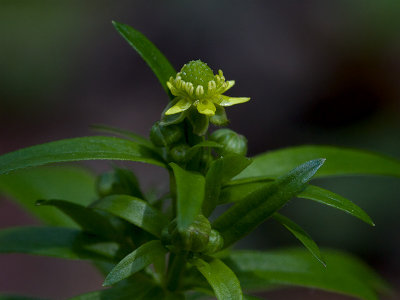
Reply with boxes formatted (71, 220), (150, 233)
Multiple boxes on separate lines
(203, 229), (224, 254)
(209, 129), (247, 156)
(165, 215), (212, 252)
(169, 144), (191, 163)
(96, 168), (142, 198)
(150, 121), (183, 147)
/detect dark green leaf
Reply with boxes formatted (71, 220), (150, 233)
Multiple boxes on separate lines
(170, 163), (205, 230)
(213, 159), (325, 247)
(92, 195), (168, 237)
(236, 145), (400, 179)
(225, 248), (389, 300)
(104, 240), (166, 286)
(192, 258), (243, 300)
(219, 181), (273, 205)
(299, 185), (374, 226)
(272, 213), (325, 266)
(0, 166), (96, 227)
(112, 21), (176, 99)
(0, 227), (118, 261)
(0, 136), (166, 175)
(36, 199), (117, 239)
(90, 124), (155, 149)
(203, 155), (252, 216)
(69, 274), (158, 299)
(0, 295), (47, 300)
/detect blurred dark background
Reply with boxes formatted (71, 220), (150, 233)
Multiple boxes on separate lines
(0, 0), (399, 299)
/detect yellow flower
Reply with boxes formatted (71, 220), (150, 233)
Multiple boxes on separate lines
(165, 60), (250, 116)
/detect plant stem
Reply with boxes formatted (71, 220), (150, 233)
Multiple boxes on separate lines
(166, 252), (187, 291)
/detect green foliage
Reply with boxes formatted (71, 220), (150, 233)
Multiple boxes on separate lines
(0, 21), (398, 300)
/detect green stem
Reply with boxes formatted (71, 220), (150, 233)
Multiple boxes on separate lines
(166, 252), (187, 291)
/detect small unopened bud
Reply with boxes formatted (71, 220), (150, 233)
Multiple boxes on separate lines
(210, 129), (247, 156)
(150, 122), (183, 147)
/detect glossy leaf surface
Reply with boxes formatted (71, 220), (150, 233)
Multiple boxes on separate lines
(193, 258), (243, 300)
(272, 213), (325, 266)
(0, 166), (95, 227)
(0, 136), (166, 176)
(225, 248), (388, 300)
(104, 240), (166, 286)
(213, 159), (325, 247)
(93, 195), (168, 238)
(298, 185), (374, 226)
(0, 227), (117, 261)
(170, 163), (205, 230)
(237, 145), (400, 179)
(113, 21), (176, 99)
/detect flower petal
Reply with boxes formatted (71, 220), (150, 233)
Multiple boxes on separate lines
(166, 81), (181, 97)
(165, 98), (192, 115)
(221, 80), (235, 93)
(196, 99), (216, 116)
(218, 95), (250, 107)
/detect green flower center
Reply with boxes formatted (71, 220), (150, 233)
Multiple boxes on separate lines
(180, 60), (214, 93)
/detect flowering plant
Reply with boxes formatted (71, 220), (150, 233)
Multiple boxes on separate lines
(0, 21), (399, 300)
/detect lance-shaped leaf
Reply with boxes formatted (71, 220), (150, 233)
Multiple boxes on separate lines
(0, 227), (118, 261)
(0, 295), (47, 300)
(224, 248), (389, 300)
(0, 166), (96, 227)
(104, 240), (166, 286)
(220, 180), (374, 226)
(113, 21), (176, 99)
(272, 213), (325, 266)
(192, 258), (243, 300)
(170, 163), (205, 231)
(203, 155), (252, 216)
(298, 185), (374, 226)
(0, 136), (166, 176)
(92, 195), (168, 238)
(36, 199), (117, 239)
(213, 159), (325, 247)
(236, 145), (400, 179)
(90, 124), (155, 149)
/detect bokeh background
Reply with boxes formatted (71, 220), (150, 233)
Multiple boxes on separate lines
(0, 0), (399, 299)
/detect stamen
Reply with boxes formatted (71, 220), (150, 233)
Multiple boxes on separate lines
(208, 80), (216, 92)
(196, 85), (204, 96)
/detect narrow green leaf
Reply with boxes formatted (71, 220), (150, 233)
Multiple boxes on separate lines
(192, 258), (243, 300)
(225, 248), (388, 300)
(112, 21), (176, 99)
(236, 145), (400, 179)
(69, 274), (157, 299)
(170, 163), (205, 230)
(203, 155), (252, 216)
(213, 159), (325, 247)
(219, 181), (273, 205)
(272, 213), (325, 266)
(0, 227), (117, 261)
(0, 136), (166, 175)
(299, 185), (375, 226)
(104, 240), (166, 286)
(92, 195), (168, 237)
(0, 166), (96, 227)
(90, 124), (155, 149)
(0, 295), (47, 300)
(36, 199), (117, 239)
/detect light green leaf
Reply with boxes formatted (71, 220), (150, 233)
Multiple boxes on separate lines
(112, 21), (176, 99)
(0, 166), (96, 227)
(213, 159), (325, 247)
(92, 195), (168, 238)
(90, 124), (155, 149)
(0, 227), (117, 261)
(0, 136), (166, 176)
(225, 248), (389, 300)
(298, 185), (374, 226)
(192, 258), (243, 300)
(104, 240), (166, 286)
(272, 213), (325, 266)
(236, 145), (400, 179)
(36, 199), (117, 239)
(170, 163), (205, 230)
(219, 181), (273, 205)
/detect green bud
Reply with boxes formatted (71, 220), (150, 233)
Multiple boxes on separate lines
(209, 129), (247, 156)
(203, 229), (224, 254)
(165, 215), (212, 252)
(150, 121), (183, 147)
(169, 144), (191, 163)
